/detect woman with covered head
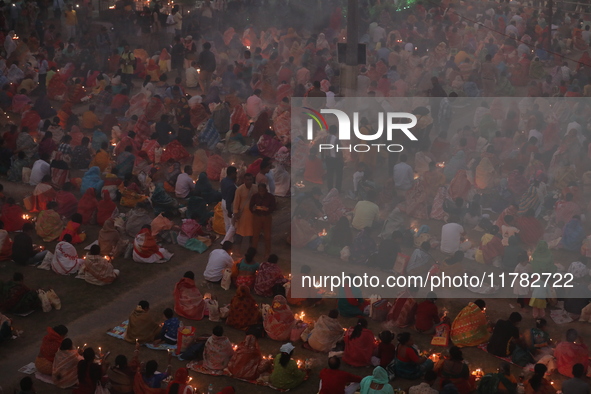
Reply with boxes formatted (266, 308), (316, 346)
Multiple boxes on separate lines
(165, 368), (195, 394)
(124, 300), (160, 344)
(450, 299), (490, 348)
(226, 285), (260, 330)
(52, 233), (84, 275)
(99, 219), (127, 257)
(227, 334), (269, 380)
(52, 338), (83, 388)
(35, 324), (69, 375)
(263, 295), (295, 341)
(203, 325), (234, 373)
(254, 254), (287, 297)
(133, 224), (173, 263)
(270, 342), (306, 390)
(77, 187), (98, 224)
(173, 271), (205, 321)
(359, 366), (394, 394)
(78, 244), (120, 286)
(36, 201), (63, 242)
(306, 309), (344, 353)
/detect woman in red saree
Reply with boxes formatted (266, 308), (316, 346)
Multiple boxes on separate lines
(96, 189), (117, 227)
(134, 115), (152, 145)
(226, 285), (260, 331)
(35, 325), (69, 375)
(77, 188), (98, 224)
(448, 170), (471, 201)
(0, 198), (25, 232)
(144, 97), (165, 122)
(227, 335), (268, 381)
(510, 56), (530, 87)
(20, 109), (41, 136)
(160, 140), (190, 163)
(47, 73), (67, 100)
(343, 318), (377, 367)
(516, 209), (544, 247)
(263, 295), (295, 341)
(55, 184), (79, 219)
(385, 289), (417, 330)
(165, 368), (193, 394)
(173, 271), (205, 320)
(141, 138), (161, 163)
(59, 215), (87, 244)
(254, 255), (287, 297)
(133, 225), (173, 263)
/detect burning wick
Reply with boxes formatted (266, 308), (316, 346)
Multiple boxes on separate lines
(318, 228), (327, 237)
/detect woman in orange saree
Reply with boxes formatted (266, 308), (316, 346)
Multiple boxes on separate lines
(47, 73), (68, 100)
(173, 271), (205, 320)
(450, 301), (490, 347)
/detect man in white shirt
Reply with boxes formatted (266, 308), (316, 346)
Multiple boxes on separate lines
(440, 219), (465, 254)
(203, 241), (234, 282)
(29, 154), (51, 186)
(393, 154), (414, 191)
(175, 165), (195, 198)
(185, 61), (199, 88)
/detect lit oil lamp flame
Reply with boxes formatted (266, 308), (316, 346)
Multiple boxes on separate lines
(232, 344), (238, 351)
(437, 162), (445, 168)
(414, 173), (419, 180)
(318, 228), (327, 237)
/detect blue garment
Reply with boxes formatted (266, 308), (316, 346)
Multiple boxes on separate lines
(91, 129), (109, 152)
(143, 372), (169, 388)
(161, 317), (180, 341)
(80, 166), (104, 196)
(561, 218), (585, 252)
(198, 119), (220, 150)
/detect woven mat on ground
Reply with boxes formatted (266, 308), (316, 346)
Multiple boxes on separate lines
(187, 361), (309, 392)
(106, 320), (178, 353)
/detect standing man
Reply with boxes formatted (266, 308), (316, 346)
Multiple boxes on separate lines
(220, 166), (237, 238)
(250, 183), (276, 256)
(36, 54), (48, 94)
(44, 24), (56, 60)
(197, 42), (216, 94)
(171, 5), (182, 37)
(96, 26), (111, 71)
(428, 77), (447, 129)
(120, 44), (135, 88)
(171, 36), (185, 79)
(232, 173), (255, 250)
(64, 4), (78, 41)
(323, 125), (343, 191)
(481, 55), (498, 97)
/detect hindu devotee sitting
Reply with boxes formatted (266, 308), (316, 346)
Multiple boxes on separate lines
(12, 223), (47, 265)
(343, 318), (376, 367)
(173, 271), (205, 321)
(254, 254), (286, 297)
(203, 241), (234, 283)
(77, 245), (120, 286)
(226, 285), (260, 331)
(107, 350), (139, 394)
(450, 299), (490, 347)
(132, 224), (174, 263)
(433, 346), (475, 394)
(139, 359), (171, 390)
(35, 325), (69, 376)
(35, 201), (63, 242)
(318, 356), (361, 394)
(124, 300), (160, 344)
(270, 342), (306, 390)
(59, 213), (87, 244)
(389, 332), (434, 380)
(524, 364), (555, 394)
(98, 219), (127, 257)
(0, 272), (39, 314)
(306, 309), (344, 353)
(51, 338), (83, 388)
(263, 295), (295, 341)
(359, 366), (394, 394)
(202, 325), (234, 373)
(555, 329), (589, 378)
(74, 347), (108, 394)
(487, 312), (522, 357)
(51, 234), (83, 275)
(227, 334), (268, 381)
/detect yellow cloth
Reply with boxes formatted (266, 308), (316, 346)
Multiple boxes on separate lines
(475, 233), (494, 264)
(81, 110), (101, 129)
(213, 202), (226, 235)
(90, 150), (110, 173)
(233, 184), (255, 237)
(64, 10), (77, 26)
